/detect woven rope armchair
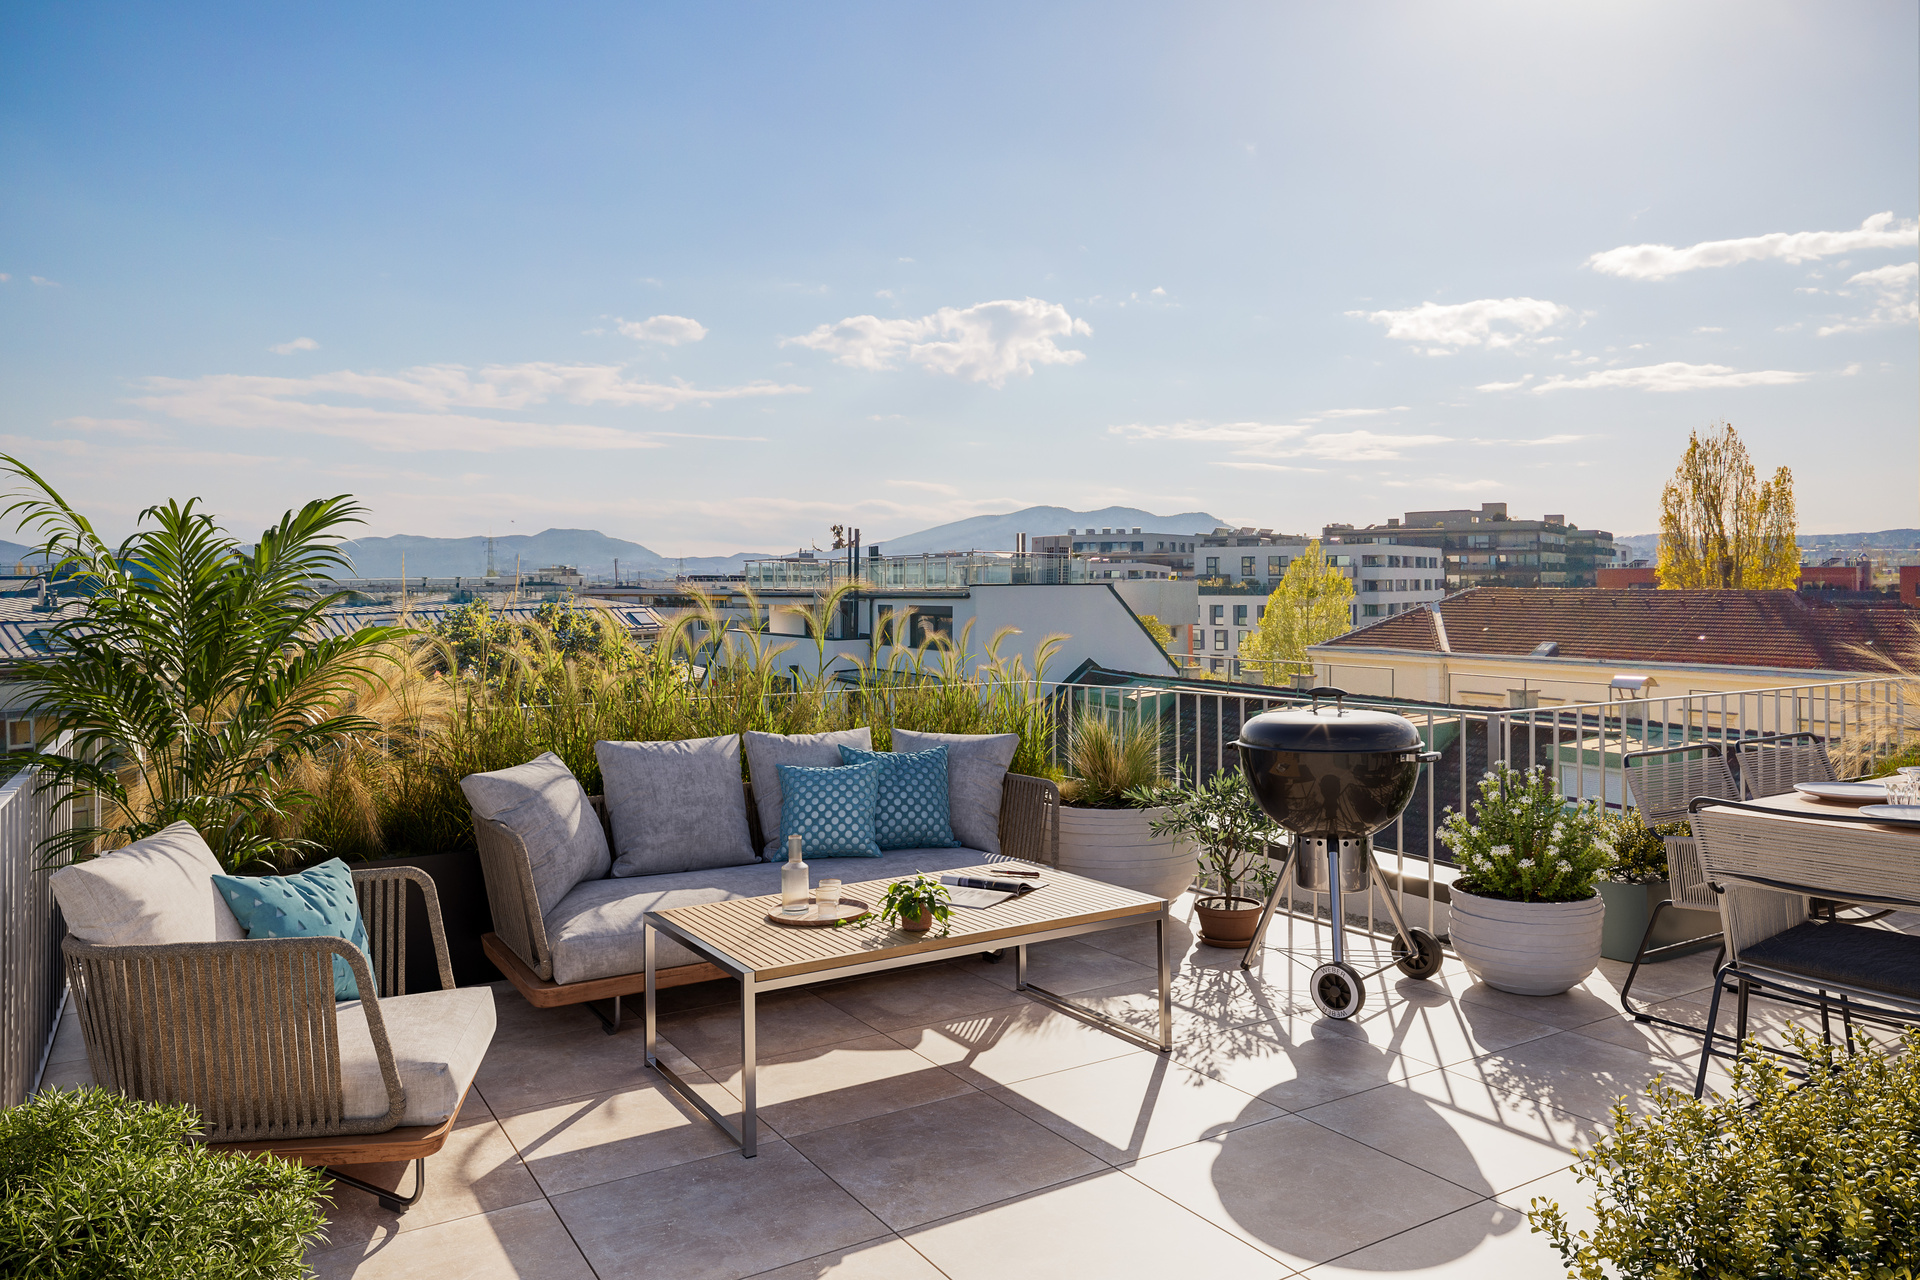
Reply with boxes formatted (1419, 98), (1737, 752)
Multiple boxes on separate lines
(1688, 800), (1920, 1097)
(63, 866), (474, 1213)
(1617, 744), (1736, 1031)
(476, 773), (1061, 1031)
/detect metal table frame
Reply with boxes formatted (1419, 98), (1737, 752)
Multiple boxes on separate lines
(644, 905), (1173, 1158)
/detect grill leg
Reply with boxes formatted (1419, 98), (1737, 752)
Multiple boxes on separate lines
(1239, 844), (1295, 972)
(1325, 841), (1345, 967)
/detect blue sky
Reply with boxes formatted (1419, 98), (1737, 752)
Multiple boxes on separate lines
(3, 2), (1914, 555)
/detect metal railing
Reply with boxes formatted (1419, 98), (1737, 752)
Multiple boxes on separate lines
(1054, 675), (1910, 940)
(0, 742), (70, 1105)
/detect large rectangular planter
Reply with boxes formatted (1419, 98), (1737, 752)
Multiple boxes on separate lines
(1597, 879), (1720, 963)
(358, 848), (502, 989)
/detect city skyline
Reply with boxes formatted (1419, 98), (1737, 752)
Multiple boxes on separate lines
(2, 3), (1915, 555)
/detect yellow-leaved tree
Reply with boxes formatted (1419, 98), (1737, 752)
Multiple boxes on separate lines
(1239, 541), (1356, 684)
(1657, 422), (1798, 589)
(1136, 613), (1173, 651)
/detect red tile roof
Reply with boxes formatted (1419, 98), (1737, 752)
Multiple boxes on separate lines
(1321, 588), (1917, 673)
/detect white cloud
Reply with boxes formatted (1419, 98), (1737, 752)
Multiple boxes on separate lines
(29, 276), (59, 287)
(130, 362), (807, 452)
(1381, 476), (1501, 492)
(1466, 433), (1589, 446)
(56, 416), (166, 437)
(269, 336), (320, 355)
(782, 297), (1090, 386)
(1318, 406), (1410, 418)
(1111, 420), (1447, 462)
(888, 478), (960, 495)
(1475, 378), (1531, 392)
(1816, 261), (1918, 335)
(1348, 297), (1572, 349)
(1587, 213), (1919, 280)
(1214, 461), (1325, 474)
(0, 274), (9, 283)
(1531, 361), (1809, 393)
(616, 315), (708, 345)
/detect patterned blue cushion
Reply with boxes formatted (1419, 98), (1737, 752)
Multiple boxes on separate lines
(777, 759), (884, 858)
(839, 745), (962, 851)
(211, 858), (371, 1000)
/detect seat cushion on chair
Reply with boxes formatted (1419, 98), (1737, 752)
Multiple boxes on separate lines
(597, 735), (758, 877)
(337, 986), (497, 1126)
(1742, 920), (1920, 1000)
(891, 731), (1018, 856)
(540, 846), (994, 985)
(50, 822), (245, 946)
(743, 728), (872, 859)
(461, 752), (612, 916)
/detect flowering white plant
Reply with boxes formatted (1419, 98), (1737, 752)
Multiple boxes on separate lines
(1439, 763), (1612, 903)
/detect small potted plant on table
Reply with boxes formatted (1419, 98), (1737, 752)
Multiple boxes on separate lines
(1441, 762), (1611, 995)
(1135, 769), (1283, 947)
(875, 873), (952, 935)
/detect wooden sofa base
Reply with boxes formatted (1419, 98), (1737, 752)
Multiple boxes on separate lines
(210, 1085), (471, 1168)
(483, 932), (729, 1008)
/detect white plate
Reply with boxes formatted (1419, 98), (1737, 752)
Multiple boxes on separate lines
(1794, 781), (1888, 803)
(1858, 804), (1920, 825)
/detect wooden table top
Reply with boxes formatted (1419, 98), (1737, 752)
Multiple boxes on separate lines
(1721, 790), (1920, 833)
(651, 862), (1166, 982)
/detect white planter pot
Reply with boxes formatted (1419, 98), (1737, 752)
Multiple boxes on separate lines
(1447, 887), (1605, 996)
(1055, 805), (1196, 902)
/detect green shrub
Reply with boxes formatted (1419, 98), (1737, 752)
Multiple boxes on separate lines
(1601, 807), (1690, 885)
(1061, 714), (1163, 807)
(1529, 1029), (1920, 1278)
(0, 1087), (329, 1279)
(1440, 763), (1612, 903)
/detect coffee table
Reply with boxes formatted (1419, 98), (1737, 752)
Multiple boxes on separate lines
(643, 861), (1173, 1157)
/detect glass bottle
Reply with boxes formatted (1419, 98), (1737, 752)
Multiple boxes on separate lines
(779, 834), (810, 915)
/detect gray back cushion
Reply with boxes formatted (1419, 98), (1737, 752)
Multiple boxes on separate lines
(743, 727), (872, 858)
(596, 735), (757, 876)
(460, 752), (611, 916)
(891, 730), (1017, 855)
(50, 821), (245, 946)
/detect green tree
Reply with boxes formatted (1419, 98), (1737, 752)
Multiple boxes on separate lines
(1657, 421), (1798, 589)
(1, 457), (406, 871)
(1238, 541), (1355, 683)
(431, 600), (514, 680)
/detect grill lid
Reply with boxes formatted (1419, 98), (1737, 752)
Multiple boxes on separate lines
(1235, 687), (1425, 755)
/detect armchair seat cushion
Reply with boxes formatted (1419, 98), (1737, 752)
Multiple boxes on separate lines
(541, 846), (992, 986)
(1741, 920), (1920, 1000)
(337, 986), (497, 1126)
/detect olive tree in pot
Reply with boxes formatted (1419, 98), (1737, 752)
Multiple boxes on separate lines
(1441, 763), (1613, 995)
(1055, 715), (1197, 901)
(1136, 769), (1282, 947)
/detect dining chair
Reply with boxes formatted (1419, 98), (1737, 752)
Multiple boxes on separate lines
(1688, 799), (1920, 1098)
(1733, 732), (1837, 799)
(1617, 744), (1734, 1029)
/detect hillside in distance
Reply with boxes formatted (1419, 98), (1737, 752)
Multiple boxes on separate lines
(874, 505), (1227, 555)
(1616, 529), (1920, 561)
(337, 529), (769, 579)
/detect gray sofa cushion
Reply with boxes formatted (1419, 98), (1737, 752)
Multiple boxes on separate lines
(543, 845), (990, 985)
(743, 728), (872, 858)
(597, 735), (757, 877)
(50, 822), (245, 946)
(891, 730), (1018, 856)
(461, 752), (611, 917)
(337, 985), (496, 1126)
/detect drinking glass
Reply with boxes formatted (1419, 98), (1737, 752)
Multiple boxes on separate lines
(816, 879), (844, 911)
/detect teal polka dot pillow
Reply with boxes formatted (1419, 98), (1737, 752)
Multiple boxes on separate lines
(777, 758), (884, 858)
(211, 858), (372, 1000)
(839, 745), (961, 851)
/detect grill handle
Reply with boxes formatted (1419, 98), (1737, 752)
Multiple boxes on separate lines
(1305, 686), (1348, 711)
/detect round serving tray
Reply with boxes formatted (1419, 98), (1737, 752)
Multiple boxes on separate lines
(766, 895), (873, 928)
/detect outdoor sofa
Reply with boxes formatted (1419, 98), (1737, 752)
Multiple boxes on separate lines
(466, 727), (1060, 1031)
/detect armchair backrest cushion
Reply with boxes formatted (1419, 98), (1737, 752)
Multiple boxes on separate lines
(461, 752), (612, 916)
(743, 728), (872, 859)
(596, 734), (758, 876)
(213, 858), (372, 1000)
(891, 730), (1019, 855)
(50, 821), (245, 946)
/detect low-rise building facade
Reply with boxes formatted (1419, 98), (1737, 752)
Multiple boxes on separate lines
(1326, 502), (1617, 589)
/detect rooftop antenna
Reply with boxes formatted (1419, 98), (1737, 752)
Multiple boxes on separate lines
(485, 529), (498, 580)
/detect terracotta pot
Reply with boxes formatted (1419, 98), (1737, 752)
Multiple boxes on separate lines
(1448, 887), (1604, 995)
(898, 908), (934, 933)
(1055, 804), (1197, 902)
(1193, 895), (1264, 948)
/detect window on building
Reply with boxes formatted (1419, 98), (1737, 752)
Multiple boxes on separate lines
(1267, 556), (1282, 577)
(1236, 629), (1248, 647)
(1395, 579), (1407, 591)
(1362, 579), (1380, 592)
(1362, 604), (1382, 617)
(1387, 555), (1401, 568)
(1214, 629), (1229, 650)
(1256, 604), (1266, 620)
(1210, 604), (1224, 623)
(1388, 603), (1400, 615)
(1362, 555), (1382, 567)
(1210, 658), (1224, 673)
(1133, 542), (1145, 552)
(1205, 557), (1220, 575)
(1233, 604), (1248, 625)
(1230, 659), (1242, 678)
(1241, 556), (1255, 577)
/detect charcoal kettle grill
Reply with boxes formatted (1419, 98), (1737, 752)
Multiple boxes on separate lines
(1233, 687), (1444, 1019)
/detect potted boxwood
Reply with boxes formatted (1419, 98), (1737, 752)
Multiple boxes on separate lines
(1595, 808), (1720, 963)
(1440, 762), (1611, 995)
(1135, 769), (1283, 947)
(1055, 715), (1197, 901)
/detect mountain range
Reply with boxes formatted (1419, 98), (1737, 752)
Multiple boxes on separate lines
(1615, 529), (1920, 561)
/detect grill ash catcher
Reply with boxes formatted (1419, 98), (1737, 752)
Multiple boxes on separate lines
(1233, 687), (1444, 1019)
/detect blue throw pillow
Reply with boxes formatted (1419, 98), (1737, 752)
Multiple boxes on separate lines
(777, 758), (884, 858)
(211, 858), (372, 1000)
(839, 745), (962, 851)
